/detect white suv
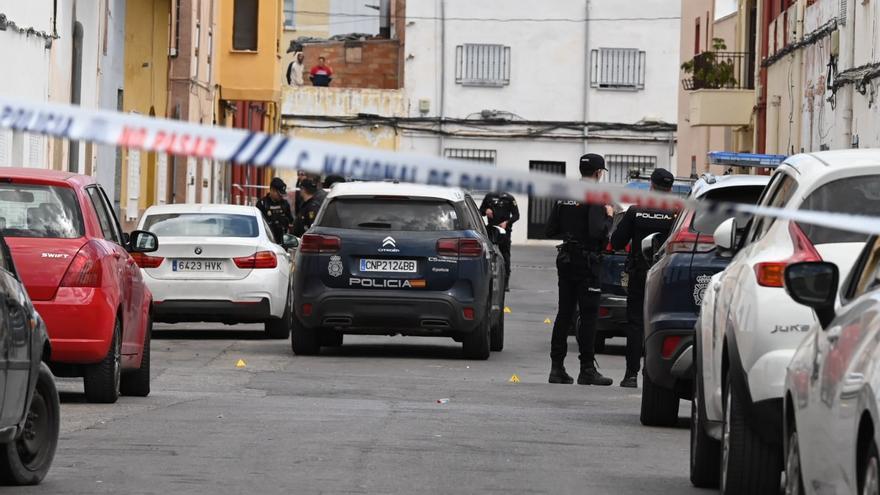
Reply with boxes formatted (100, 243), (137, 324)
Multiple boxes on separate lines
(690, 150), (880, 493)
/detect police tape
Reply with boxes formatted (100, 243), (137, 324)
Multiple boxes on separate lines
(2, 97), (880, 237)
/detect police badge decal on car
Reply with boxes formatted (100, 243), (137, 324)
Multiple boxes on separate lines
(693, 274), (712, 306)
(328, 255), (343, 277)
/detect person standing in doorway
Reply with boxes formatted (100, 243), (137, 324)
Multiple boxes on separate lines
(545, 154), (614, 386)
(480, 192), (519, 291)
(610, 168), (676, 388)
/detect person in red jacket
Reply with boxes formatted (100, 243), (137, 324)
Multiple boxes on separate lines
(309, 57), (333, 87)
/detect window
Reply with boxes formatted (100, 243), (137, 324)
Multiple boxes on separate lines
(454, 44), (511, 87)
(694, 17), (701, 55)
(0, 184), (83, 239)
(87, 187), (122, 244)
(319, 199), (461, 232)
(284, 0), (296, 29)
(749, 173), (797, 241)
(590, 48), (646, 90)
(143, 213), (260, 238)
(797, 175), (880, 245)
(233, 0), (259, 51)
(606, 154), (657, 183)
(444, 148), (497, 166)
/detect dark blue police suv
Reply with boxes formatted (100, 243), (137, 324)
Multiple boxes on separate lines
(639, 173), (769, 426)
(290, 182), (507, 360)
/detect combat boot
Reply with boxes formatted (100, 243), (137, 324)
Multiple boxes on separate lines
(578, 364), (613, 386)
(620, 371), (638, 388)
(549, 364), (574, 384)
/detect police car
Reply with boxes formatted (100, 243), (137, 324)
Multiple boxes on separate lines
(290, 182), (507, 359)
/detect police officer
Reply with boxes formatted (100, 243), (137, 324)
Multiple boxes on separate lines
(610, 168), (677, 388)
(480, 192), (519, 291)
(256, 177), (294, 244)
(292, 176), (325, 237)
(546, 153), (614, 386)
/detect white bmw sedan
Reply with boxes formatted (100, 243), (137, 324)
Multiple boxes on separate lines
(135, 204), (296, 339)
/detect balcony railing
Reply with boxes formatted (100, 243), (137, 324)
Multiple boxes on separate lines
(682, 51), (755, 91)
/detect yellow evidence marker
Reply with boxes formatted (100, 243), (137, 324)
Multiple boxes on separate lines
(509, 374), (521, 383)
(235, 359), (247, 368)
(544, 318), (552, 324)
(504, 307), (512, 314)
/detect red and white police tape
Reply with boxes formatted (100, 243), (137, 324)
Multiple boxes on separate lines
(2, 97), (880, 237)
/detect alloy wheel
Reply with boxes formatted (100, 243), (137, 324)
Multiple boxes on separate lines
(864, 456), (879, 495)
(785, 432), (802, 495)
(721, 387), (731, 492)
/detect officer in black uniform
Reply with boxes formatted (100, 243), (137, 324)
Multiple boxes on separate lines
(546, 153), (614, 386)
(292, 176), (325, 237)
(256, 177), (294, 244)
(610, 168), (677, 388)
(479, 192), (519, 291)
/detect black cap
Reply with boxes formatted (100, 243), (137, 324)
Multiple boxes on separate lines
(270, 177), (287, 194)
(579, 153), (607, 177)
(650, 168), (675, 189)
(299, 177), (318, 194)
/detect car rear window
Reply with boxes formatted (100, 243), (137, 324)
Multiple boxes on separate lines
(0, 184), (83, 239)
(318, 198), (461, 231)
(143, 213), (259, 237)
(797, 175), (880, 245)
(691, 185), (767, 234)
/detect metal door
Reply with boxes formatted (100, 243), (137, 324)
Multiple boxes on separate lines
(527, 161), (565, 239)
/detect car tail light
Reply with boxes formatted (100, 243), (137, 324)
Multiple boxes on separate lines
(599, 307), (611, 318)
(666, 212), (714, 254)
(234, 251), (278, 269)
(300, 234), (341, 254)
(604, 242), (614, 254)
(302, 303), (313, 317)
(661, 335), (682, 359)
(462, 307), (475, 320)
(755, 223), (822, 288)
(130, 252), (164, 269)
(437, 238), (483, 258)
(60, 241), (103, 288)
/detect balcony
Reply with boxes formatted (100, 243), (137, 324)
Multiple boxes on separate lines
(682, 51), (755, 127)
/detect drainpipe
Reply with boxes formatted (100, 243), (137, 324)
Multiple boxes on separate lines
(582, 0), (590, 157)
(438, 0), (446, 156)
(841, 0), (857, 148)
(380, 0), (391, 38)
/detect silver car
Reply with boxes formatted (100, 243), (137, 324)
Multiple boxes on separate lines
(783, 235), (880, 495)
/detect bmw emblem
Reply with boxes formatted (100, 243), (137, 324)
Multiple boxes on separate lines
(194, 247), (203, 255)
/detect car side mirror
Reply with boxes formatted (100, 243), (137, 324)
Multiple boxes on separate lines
(282, 234), (299, 250)
(641, 232), (660, 262)
(128, 230), (158, 253)
(713, 218), (736, 252)
(784, 261), (839, 329)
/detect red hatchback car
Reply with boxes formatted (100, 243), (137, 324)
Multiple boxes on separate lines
(0, 168), (158, 403)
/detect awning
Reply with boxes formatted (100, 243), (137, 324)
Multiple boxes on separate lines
(708, 152), (787, 168)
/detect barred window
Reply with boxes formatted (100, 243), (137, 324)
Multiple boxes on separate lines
(444, 148), (497, 166)
(606, 154), (657, 183)
(590, 48), (646, 90)
(455, 44), (511, 87)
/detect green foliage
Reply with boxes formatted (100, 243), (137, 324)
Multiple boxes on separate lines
(682, 38), (739, 89)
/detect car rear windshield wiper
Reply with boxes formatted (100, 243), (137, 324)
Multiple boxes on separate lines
(358, 222), (393, 229)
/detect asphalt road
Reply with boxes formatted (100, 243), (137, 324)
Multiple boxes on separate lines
(4, 246), (703, 495)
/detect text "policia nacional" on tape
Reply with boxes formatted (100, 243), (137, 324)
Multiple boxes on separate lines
(2, 97), (880, 238)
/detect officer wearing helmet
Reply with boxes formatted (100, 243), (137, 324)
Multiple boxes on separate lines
(610, 168), (677, 388)
(545, 153), (614, 386)
(257, 177), (295, 244)
(292, 175), (325, 237)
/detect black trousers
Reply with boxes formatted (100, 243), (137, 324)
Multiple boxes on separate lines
(498, 235), (511, 287)
(550, 254), (601, 367)
(625, 267), (648, 374)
